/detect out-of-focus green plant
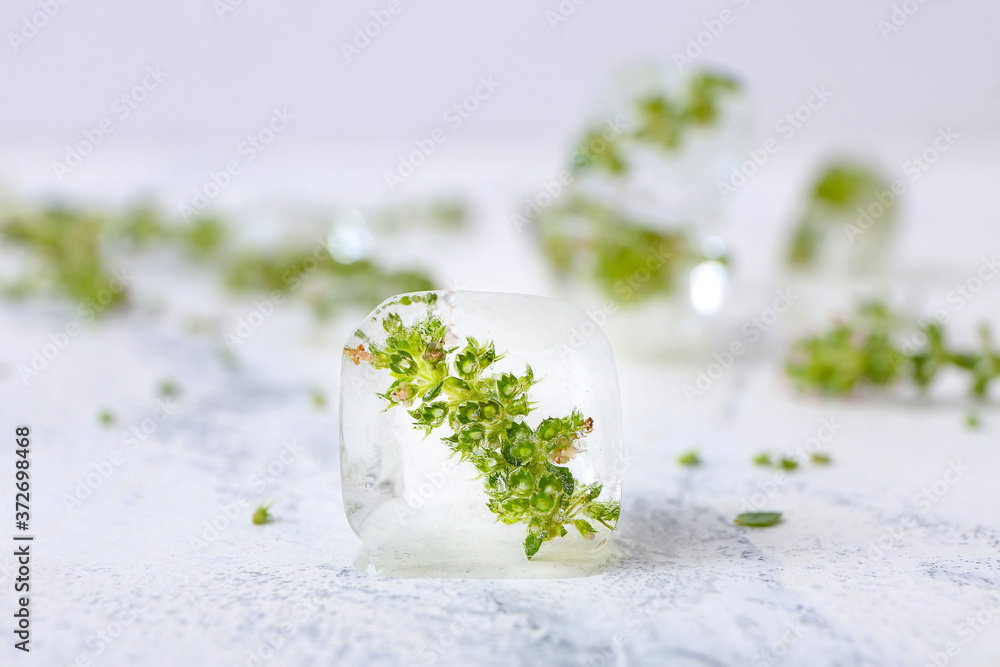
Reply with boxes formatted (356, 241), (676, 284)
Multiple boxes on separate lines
(786, 301), (1000, 400)
(0, 197), (436, 319)
(574, 70), (740, 175)
(534, 195), (719, 306)
(531, 69), (739, 307)
(223, 250), (433, 319)
(787, 161), (896, 269)
(370, 198), (469, 233)
(1, 205), (126, 308)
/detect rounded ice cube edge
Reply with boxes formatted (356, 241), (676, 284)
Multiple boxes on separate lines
(339, 290), (624, 578)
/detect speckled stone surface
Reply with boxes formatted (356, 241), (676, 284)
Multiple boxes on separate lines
(2, 293), (999, 667)
(2, 141), (1000, 666)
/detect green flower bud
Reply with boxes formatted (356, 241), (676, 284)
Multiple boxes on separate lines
(479, 400), (501, 422)
(389, 350), (416, 375)
(508, 469), (534, 495)
(537, 418), (562, 441)
(529, 493), (555, 512)
(455, 401), (481, 424)
(455, 350), (478, 379)
(537, 473), (562, 497)
(502, 497), (530, 514)
(497, 373), (519, 398)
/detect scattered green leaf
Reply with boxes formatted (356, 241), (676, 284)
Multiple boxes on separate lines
(252, 502), (273, 525)
(311, 389), (327, 409)
(778, 456), (799, 471)
(158, 379), (179, 397)
(734, 512), (782, 528)
(677, 449), (702, 467)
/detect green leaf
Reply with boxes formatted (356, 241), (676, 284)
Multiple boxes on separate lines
(778, 457), (799, 471)
(734, 512), (782, 528)
(574, 519), (597, 541)
(677, 449), (701, 466)
(524, 532), (542, 559)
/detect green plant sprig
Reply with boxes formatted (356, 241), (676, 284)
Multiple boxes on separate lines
(786, 301), (1000, 400)
(0, 199), (435, 319)
(349, 306), (619, 559)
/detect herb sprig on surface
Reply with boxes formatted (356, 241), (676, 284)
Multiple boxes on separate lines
(786, 301), (1000, 400)
(347, 301), (619, 559)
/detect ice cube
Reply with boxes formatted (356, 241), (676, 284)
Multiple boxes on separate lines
(340, 291), (623, 578)
(530, 63), (749, 357)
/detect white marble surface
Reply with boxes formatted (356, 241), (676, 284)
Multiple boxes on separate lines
(1, 140), (999, 666)
(1, 287), (999, 667)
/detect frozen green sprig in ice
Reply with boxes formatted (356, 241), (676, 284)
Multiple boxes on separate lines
(347, 302), (619, 559)
(787, 161), (896, 269)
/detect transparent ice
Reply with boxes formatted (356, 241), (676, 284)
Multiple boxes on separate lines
(340, 291), (623, 578)
(533, 62), (750, 356)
